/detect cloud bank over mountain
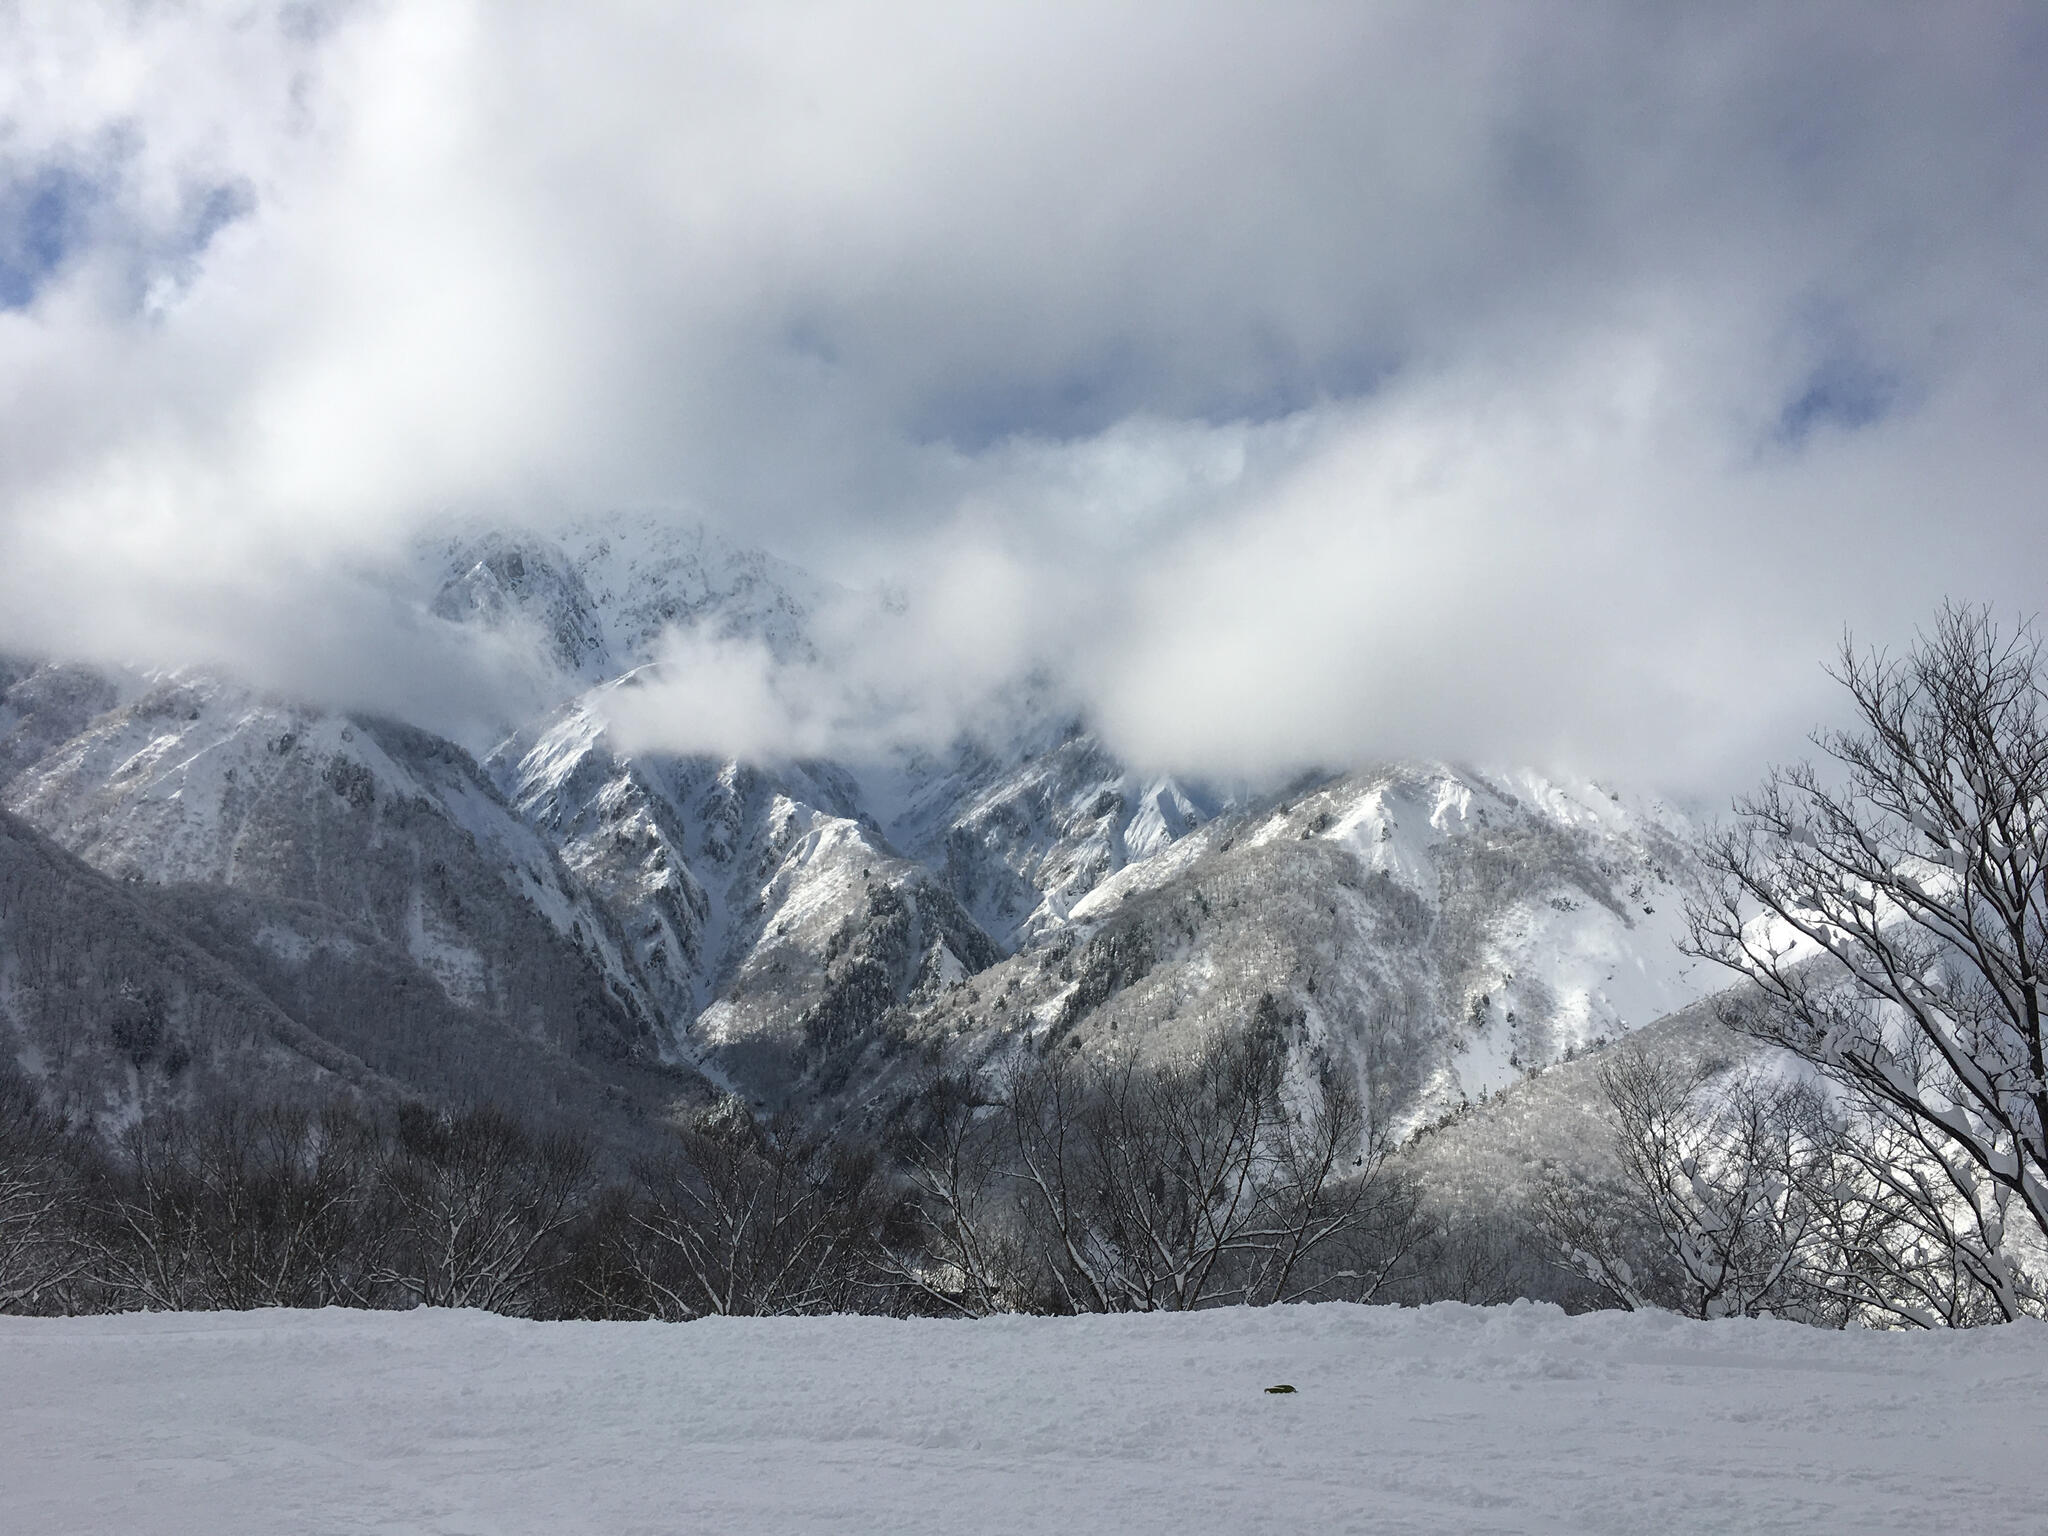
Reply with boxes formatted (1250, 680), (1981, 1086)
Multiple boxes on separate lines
(2, 2), (2044, 790)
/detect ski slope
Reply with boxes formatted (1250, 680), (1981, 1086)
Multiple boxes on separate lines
(4, 1304), (2043, 1535)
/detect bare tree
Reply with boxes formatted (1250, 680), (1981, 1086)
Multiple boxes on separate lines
(373, 1102), (593, 1314)
(1536, 1171), (1664, 1312)
(1537, 1056), (1824, 1319)
(993, 1015), (1421, 1313)
(1235, 1066), (1433, 1307)
(1617, 1055), (1826, 1319)
(887, 1072), (1036, 1316)
(99, 1100), (385, 1311)
(1004, 1030), (1280, 1312)
(1688, 604), (2048, 1321)
(546, 1183), (665, 1320)
(0, 1068), (92, 1312)
(1394, 1212), (1553, 1309)
(623, 1098), (886, 1319)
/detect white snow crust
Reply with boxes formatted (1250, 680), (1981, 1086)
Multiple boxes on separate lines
(4, 1304), (2043, 1535)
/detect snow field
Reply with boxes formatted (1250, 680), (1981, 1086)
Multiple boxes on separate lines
(4, 1302), (2043, 1535)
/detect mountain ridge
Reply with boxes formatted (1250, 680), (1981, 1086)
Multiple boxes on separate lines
(0, 516), (1719, 1143)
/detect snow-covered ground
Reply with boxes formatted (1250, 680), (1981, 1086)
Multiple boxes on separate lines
(4, 1305), (2042, 1535)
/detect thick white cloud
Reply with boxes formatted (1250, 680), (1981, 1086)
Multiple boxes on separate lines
(1, 1), (2044, 792)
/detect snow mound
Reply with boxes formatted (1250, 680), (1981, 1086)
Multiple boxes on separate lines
(4, 1304), (2042, 1535)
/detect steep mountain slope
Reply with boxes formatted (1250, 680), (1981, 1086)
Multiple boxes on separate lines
(552, 511), (830, 666)
(426, 532), (613, 682)
(0, 806), (394, 1129)
(800, 761), (1709, 1136)
(488, 682), (1001, 1104)
(0, 806), (701, 1145)
(0, 656), (128, 790)
(1398, 992), (1759, 1222)
(0, 660), (711, 1138)
(156, 881), (704, 1146)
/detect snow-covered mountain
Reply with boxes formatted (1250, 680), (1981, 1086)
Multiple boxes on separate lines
(877, 721), (1227, 951)
(811, 757), (1706, 1136)
(0, 654), (704, 1140)
(0, 794), (701, 1144)
(485, 679), (999, 1103)
(0, 518), (1720, 1143)
(420, 512), (832, 687)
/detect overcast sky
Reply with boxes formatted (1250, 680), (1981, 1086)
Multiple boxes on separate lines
(2, 2), (2045, 794)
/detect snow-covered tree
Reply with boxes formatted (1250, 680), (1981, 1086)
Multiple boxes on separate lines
(1688, 604), (2048, 1322)
(1538, 1053), (1836, 1321)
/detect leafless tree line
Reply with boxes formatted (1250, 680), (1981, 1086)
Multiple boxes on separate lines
(0, 1086), (610, 1317)
(0, 1010), (1448, 1320)
(0, 1070), (92, 1311)
(31, 1004), (2024, 1330)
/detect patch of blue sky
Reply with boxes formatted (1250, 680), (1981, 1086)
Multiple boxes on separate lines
(184, 180), (257, 257)
(0, 152), (256, 316)
(908, 340), (1151, 451)
(905, 336), (1401, 452)
(138, 178), (257, 309)
(1768, 292), (1909, 449)
(0, 165), (102, 310)
(1775, 353), (1899, 446)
